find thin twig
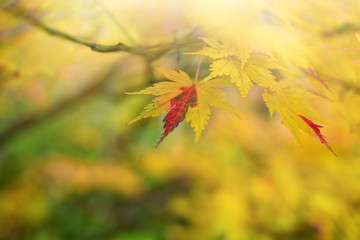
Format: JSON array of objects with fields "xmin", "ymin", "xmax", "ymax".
[
  {"xmin": 93, "ymin": 0, "xmax": 135, "ymax": 45},
  {"xmin": 194, "ymin": 42, "xmax": 206, "ymax": 83}
]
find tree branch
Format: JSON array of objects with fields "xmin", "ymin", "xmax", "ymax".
[
  {"xmin": 3, "ymin": 5, "xmax": 141, "ymax": 54},
  {"xmin": 2, "ymin": 3, "xmax": 200, "ymax": 57}
]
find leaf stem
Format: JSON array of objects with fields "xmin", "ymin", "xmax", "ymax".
[{"xmin": 194, "ymin": 42, "xmax": 206, "ymax": 83}]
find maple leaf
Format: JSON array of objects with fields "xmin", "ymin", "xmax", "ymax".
[
  {"xmin": 198, "ymin": 38, "xmax": 280, "ymax": 97},
  {"xmin": 262, "ymin": 80, "xmax": 321, "ymax": 141},
  {"xmin": 208, "ymin": 54, "xmax": 281, "ymax": 97},
  {"xmin": 263, "ymin": 80, "xmax": 335, "ymax": 155},
  {"xmin": 298, "ymin": 115, "xmax": 336, "ymax": 156},
  {"xmin": 156, "ymin": 86, "xmax": 197, "ymax": 147},
  {"xmin": 199, "ymin": 38, "xmax": 251, "ymax": 66},
  {"xmin": 186, "ymin": 78, "xmax": 241, "ymax": 142},
  {"xmin": 127, "ymin": 69, "xmax": 240, "ymax": 146},
  {"xmin": 126, "ymin": 69, "xmax": 192, "ymax": 125}
]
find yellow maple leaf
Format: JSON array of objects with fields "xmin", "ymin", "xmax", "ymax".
[
  {"xmin": 199, "ymin": 38, "xmax": 280, "ymax": 98},
  {"xmin": 127, "ymin": 69, "xmax": 240, "ymax": 145},
  {"xmin": 262, "ymin": 80, "xmax": 322, "ymax": 142},
  {"xmin": 356, "ymin": 32, "xmax": 360, "ymax": 42},
  {"xmin": 186, "ymin": 78, "xmax": 241, "ymax": 142},
  {"xmin": 126, "ymin": 69, "xmax": 192, "ymax": 125},
  {"xmin": 209, "ymin": 54, "xmax": 281, "ymax": 97},
  {"xmin": 200, "ymin": 38, "xmax": 251, "ymax": 67}
]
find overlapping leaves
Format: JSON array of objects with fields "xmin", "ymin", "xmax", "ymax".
[
  {"xmin": 198, "ymin": 38, "xmax": 335, "ymax": 154},
  {"xmin": 127, "ymin": 38, "xmax": 335, "ymax": 154},
  {"xmin": 199, "ymin": 37, "xmax": 281, "ymax": 97}
]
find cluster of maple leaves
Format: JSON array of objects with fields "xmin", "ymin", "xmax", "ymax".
[{"xmin": 127, "ymin": 37, "xmax": 336, "ymax": 155}]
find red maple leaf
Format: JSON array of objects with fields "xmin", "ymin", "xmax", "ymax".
[
  {"xmin": 156, "ymin": 86, "xmax": 197, "ymax": 147},
  {"xmin": 298, "ymin": 115, "xmax": 336, "ymax": 156}
]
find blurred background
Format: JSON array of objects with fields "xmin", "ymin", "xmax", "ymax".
[{"xmin": 1, "ymin": 0, "xmax": 360, "ymax": 239}]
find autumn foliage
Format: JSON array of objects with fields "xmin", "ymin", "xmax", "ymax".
[
  {"xmin": 2, "ymin": 0, "xmax": 360, "ymax": 240},
  {"xmin": 127, "ymin": 69, "xmax": 240, "ymax": 145},
  {"xmin": 128, "ymin": 40, "xmax": 335, "ymax": 154},
  {"xmin": 157, "ymin": 86, "xmax": 197, "ymax": 147}
]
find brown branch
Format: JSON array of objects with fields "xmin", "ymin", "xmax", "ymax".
[
  {"xmin": 2, "ymin": 3, "xmax": 200, "ymax": 58},
  {"xmin": 2, "ymin": 4, "xmax": 138, "ymax": 53}
]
